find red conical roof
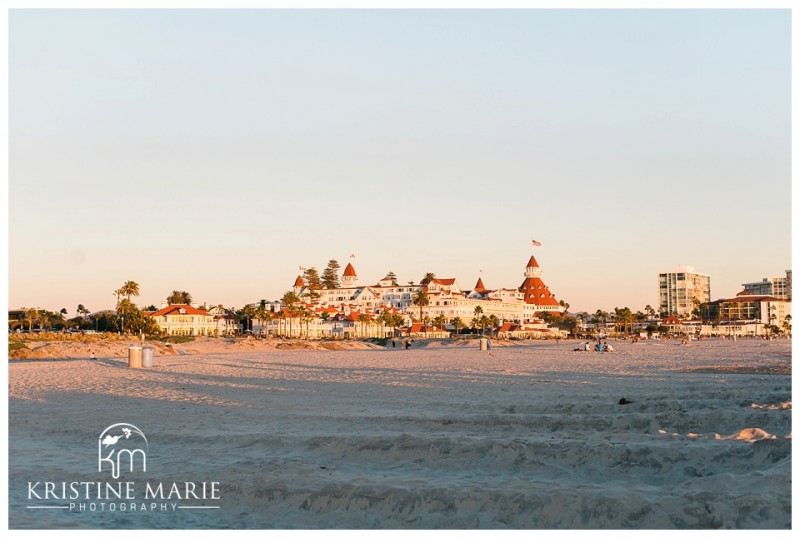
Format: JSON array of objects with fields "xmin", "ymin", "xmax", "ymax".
[
  {"xmin": 526, "ymin": 256, "xmax": 540, "ymax": 268},
  {"xmin": 343, "ymin": 263, "xmax": 357, "ymax": 277},
  {"xmin": 518, "ymin": 277, "xmax": 559, "ymax": 306},
  {"xmin": 474, "ymin": 277, "xmax": 487, "ymax": 292},
  {"xmin": 293, "ymin": 275, "xmax": 305, "ymax": 287}
]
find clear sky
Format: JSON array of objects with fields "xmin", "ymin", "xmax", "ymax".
[{"xmin": 7, "ymin": 8, "xmax": 792, "ymax": 315}]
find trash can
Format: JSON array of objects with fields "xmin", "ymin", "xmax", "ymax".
[
  {"xmin": 480, "ymin": 338, "xmax": 488, "ymax": 351},
  {"xmin": 128, "ymin": 346, "xmax": 142, "ymax": 368},
  {"xmin": 142, "ymin": 347, "xmax": 154, "ymax": 368}
]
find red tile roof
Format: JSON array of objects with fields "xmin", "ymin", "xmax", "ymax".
[
  {"xmin": 518, "ymin": 277, "xmax": 560, "ymax": 306},
  {"xmin": 431, "ymin": 278, "xmax": 456, "ymax": 286},
  {"xmin": 474, "ymin": 277, "xmax": 487, "ymax": 292},
  {"xmin": 343, "ymin": 263, "xmax": 357, "ymax": 277},
  {"xmin": 148, "ymin": 304, "xmax": 212, "ymax": 317},
  {"xmin": 526, "ymin": 256, "xmax": 540, "ymax": 268},
  {"xmin": 293, "ymin": 275, "xmax": 305, "ymax": 287}
]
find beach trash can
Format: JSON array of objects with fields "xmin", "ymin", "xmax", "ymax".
[
  {"xmin": 142, "ymin": 347, "xmax": 154, "ymax": 368},
  {"xmin": 128, "ymin": 346, "xmax": 143, "ymax": 368},
  {"xmin": 480, "ymin": 338, "xmax": 488, "ymax": 351}
]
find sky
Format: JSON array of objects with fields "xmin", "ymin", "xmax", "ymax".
[{"xmin": 7, "ymin": 7, "xmax": 793, "ymax": 315}]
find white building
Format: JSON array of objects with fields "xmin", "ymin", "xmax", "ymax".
[
  {"xmin": 290, "ymin": 255, "xmax": 565, "ymax": 326},
  {"xmin": 658, "ymin": 266, "xmax": 711, "ymax": 318},
  {"xmin": 742, "ymin": 270, "xmax": 792, "ymax": 300}
]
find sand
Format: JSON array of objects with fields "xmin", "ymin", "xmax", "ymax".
[{"xmin": 8, "ymin": 338, "xmax": 792, "ymax": 529}]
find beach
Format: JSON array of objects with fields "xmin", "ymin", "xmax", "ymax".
[{"xmin": 8, "ymin": 337, "xmax": 792, "ymax": 529}]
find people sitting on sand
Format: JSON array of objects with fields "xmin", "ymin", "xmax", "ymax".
[
  {"xmin": 604, "ymin": 341, "xmax": 614, "ymax": 352},
  {"xmin": 574, "ymin": 341, "xmax": 593, "ymax": 352},
  {"xmin": 595, "ymin": 341, "xmax": 604, "ymax": 352}
]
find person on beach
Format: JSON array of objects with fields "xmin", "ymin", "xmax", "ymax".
[
  {"xmin": 604, "ymin": 341, "xmax": 614, "ymax": 352},
  {"xmin": 595, "ymin": 341, "xmax": 604, "ymax": 352},
  {"xmin": 584, "ymin": 341, "xmax": 592, "ymax": 351}
]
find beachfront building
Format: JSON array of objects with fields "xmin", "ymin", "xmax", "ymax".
[
  {"xmin": 289, "ymin": 255, "xmax": 565, "ymax": 328},
  {"xmin": 742, "ymin": 270, "xmax": 792, "ymax": 300},
  {"xmin": 147, "ymin": 304, "xmax": 216, "ymax": 336},
  {"xmin": 700, "ymin": 292, "xmax": 791, "ymax": 328},
  {"xmin": 658, "ymin": 266, "xmax": 711, "ymax": 318},
  {"xmin": 207, "ymin": 305, "xmax": 238, "ymax": 336}
]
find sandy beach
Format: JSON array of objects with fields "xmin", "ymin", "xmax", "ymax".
[{"xmin": 8, "ymin": 337, "xmax": 791, "ymax": 529}]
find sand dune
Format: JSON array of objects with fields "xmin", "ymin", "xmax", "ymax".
[{"xmin": 8, "ymin": 338, "xmax": 791, "ymax": 529}]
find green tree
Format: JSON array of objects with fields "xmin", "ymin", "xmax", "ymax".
[
  {"xmin": 593, "ymin": 310, "xmax": 608, "ymax": 334},
  {"xmin": 472, "ymin": 306, "xmax": 484, "ymax": 334},
  {"xmin": 421, "ymin": 272, "xmax": 436, "ymax": 286},
  {"xmin": 281, "ymin": 291, "xmax": 301, "ymax": 338},
  {"xmin": 451, "ymin": 316, "xmax": 463, "ymax": 336},
  {"xmin": 303, "ymin": 267, "xmax": 323, "ymax": 302},
  {"xmin": 322, "ymin": 260, "xmax": 341, "ymax": 289},
  {"xmin": 256, "ymin": 301, "xmax": 272, "ymax": 337},
  {"xmin": 433, "ymin": 314, "xmax": 447, "ymax": 330},
  {"xmin": 167, "ymin": 290, "xmax": 193, "ymax": 305},
  {"xmin": 645, "ymin": 305, "xmax": 657, "ymax": 320},
  {"xmin": 358, "ymin": 313, "xmax": 370, "ymax": 338},
  {"xmin": 412, "ymin": 289, "xmax": 430, "ymax": 321},
  {"xmin": 119, "ymin": 280, "xmax": 140, "ymax": 301},
  {"xmin": 488, "ymin": 314, "xmax": 499, "ymax": 336}
]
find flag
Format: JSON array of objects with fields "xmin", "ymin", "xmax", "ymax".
[
  {"xmin": 299, "ymin": 265, "xmax": 306, "ymax": 272},
  {"xmin": 531, "ymin": 240, "xmax": 541, "ymax": 247},
  {"xmin": 350, "ymin": 253, "xmax": 356, "ymax": 258}
]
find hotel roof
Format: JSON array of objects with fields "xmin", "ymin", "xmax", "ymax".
[
  {"xmin": 343, "ymin": 263, "xmax": 357, "ymax": 277},
  {"xmin": 148, "ymin": 304, "xmax": 212, "ymax": 317}
]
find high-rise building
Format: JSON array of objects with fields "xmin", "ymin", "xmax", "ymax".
[
  {"xmin": 658, "ymin": 266, "xmax": 711, "ymax": 318},
  {"xmin": 742, "ymin": 270, "xmax": 792, "ymax": 300}
]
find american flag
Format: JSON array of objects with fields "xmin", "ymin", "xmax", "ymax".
[
  {"xmin": 299, "ymin": 265, "xmax": 306, "ymax": 272},
  {"xmin": 350, "ymin": 253, "xmax": 356, "ymax": 258},
  {"xmin": 531, "ymin": 240, "xmax": 542, "ymax": 247}
]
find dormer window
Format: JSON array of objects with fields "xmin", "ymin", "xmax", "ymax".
[{"xmin": 179, "ymin": 308, "xmax": 186, "ymax": 314}]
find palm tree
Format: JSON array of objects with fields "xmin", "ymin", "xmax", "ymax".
[
  {"xmin": 167, "ymin": 290, "xmax": 192, "ymax": 305},
  {"xmin": 488, "ymin": 314, "xmax": 499, "ymax": 336},
  {"xmin": 594, "ymin": 310, "xmax": 608, "ymax": 335},
  {"xmin": 479, "ymin": 315, "xmax": 490, "ymax": 336},
  {"xmin": 119, "ymin": 280, "xmax": 140, "ymax": 301},
  {"xmin": 433, "ymin": 314, "xmax": 446, "ymax": 331},
  {"xmin": 281, "ymin": 291, "xmax": 300, "ymax": 337},
  {"xmin": 782, "ymin": 314, "xmax": 792, "ymax": 336},
  {"xmin": 25, "ymin": 309, "xmax": 38, "ymax": 331},
  {"xmin": 299, "ymin": 307, "xmax": 314, "ymax": 339},
  {"xmin": 412, "ymin": 289, "xmax": 430, "ymax": 322},
  {"xmin": 421, "ymin": 272, "xmax": 436, "ymax": 286},
  {"xmin": 255, "ymin": 303, "xmax": 272, "ymax": 337},
  {"xmin": 452, "ymin": 316, "xmax": 463, "ymax": 336},
  {"xmin": 357, "ymin": 313, "xmax": 370, "ymax": 338}
]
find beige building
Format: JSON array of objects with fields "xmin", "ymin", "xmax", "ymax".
[
  {"xmin": 658, "ymin": 266, "xmax": 711, "ymax": 318},
  {"xmin": 147, "ymin": 304, "xmax": 216, "ymax": 336}
]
